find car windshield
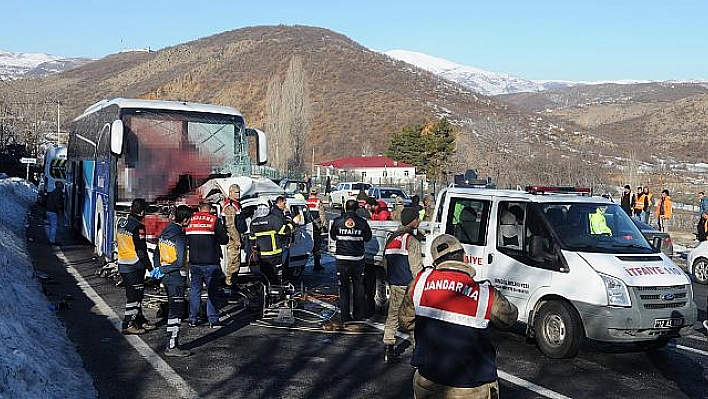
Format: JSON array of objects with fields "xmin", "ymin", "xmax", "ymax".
[
  {"xmin": 379, "ymin": 188, "xmax": 407, "ymax": 199},
  {"xmin": 538, "ymin": 202, "xmax": 654, "ymax": 254}
]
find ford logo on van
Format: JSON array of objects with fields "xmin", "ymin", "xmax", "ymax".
[{"xmin": 661, "ymin": 293, "xmax": 675, "ymax": 301}]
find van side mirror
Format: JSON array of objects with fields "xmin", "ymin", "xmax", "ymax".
[
  {"xmin": 652, "ymin": 236, "xmax": 662, "ymax": 252},
  {"xmin": 110, "ymin": 120, "xmax": 124, "ymax": 155}
]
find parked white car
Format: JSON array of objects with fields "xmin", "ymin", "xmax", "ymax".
[
  {"xmin": 685, "ymin": 241, "xmax": 708, "ymax": 285},
  {"xmin": 329, "ymin": 182, "xmax": 371, "ymax": 208}
]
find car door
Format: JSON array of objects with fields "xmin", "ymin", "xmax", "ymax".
[{"xmin": 490, "ymin": 200, "xmax": 553, "ymax": 320}]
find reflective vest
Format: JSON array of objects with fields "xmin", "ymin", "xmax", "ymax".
[
  {"xmin": 307, "ymin": 195, "xmax": 321, "ymax": 211},
  {"xmin": 117, "ymin": 215, "xmax": 145, "ymax": 265},
  {"xmin": 634, "ymin": 194, "xmax": 646, "ymax": 211},
  {"xmin": 384, "ymin": 232, "xmax": 414, "ymax": 286},
  {"xmin": 589, "ymin": 210, "xmax": 612, "ymax": 235},
  {"xmin": 410, "ymin": 267, "xmax": 498, "ymax": 387}
]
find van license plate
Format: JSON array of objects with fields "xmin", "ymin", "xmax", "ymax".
[{"xmin": 654, "ymin": 318, "xmax": 684, "ymax": 328}]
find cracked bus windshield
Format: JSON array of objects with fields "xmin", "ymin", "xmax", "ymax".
[{"xmin": 117, "ymin": 110, "xmax": 248, "ymax": 202}]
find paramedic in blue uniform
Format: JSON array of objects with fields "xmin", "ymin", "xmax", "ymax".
[
  {"xmin": 154, "ymin": 205, "xmax": 193, "ymax": 357},
  {"xmin": 116, "ymin": 198, "xmax": 156, "ymax": 334},
  {"xmin": 400, "ymin": 234, "xmax": 518, "ymax": 399}
]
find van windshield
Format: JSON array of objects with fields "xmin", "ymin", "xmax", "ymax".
[{"xmin": 538, "ymin": 202, "xmax": 654, "ymax": 254}]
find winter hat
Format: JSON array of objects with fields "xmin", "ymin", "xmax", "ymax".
[{"xmin": 401, "ymin": 208, "xmax": 418, "ymax": 226}]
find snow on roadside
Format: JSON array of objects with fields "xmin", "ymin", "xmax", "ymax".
[{"xmin": 0, "ymin": 177, "xmax": 96, "ymax": 399}]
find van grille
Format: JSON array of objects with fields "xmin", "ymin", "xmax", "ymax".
[{"xmin": 631, "ymin": 285, "xmax": 689, "ymax": 310}]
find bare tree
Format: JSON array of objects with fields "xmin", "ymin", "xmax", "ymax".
[{"xmin": 264, "ymin": 56, "xmax": 312, "ymax": 173}]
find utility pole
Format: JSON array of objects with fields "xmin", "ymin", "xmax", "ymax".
[{"xmin": 56, "ymin": 101, "xmax": 60, "ymax": 144}]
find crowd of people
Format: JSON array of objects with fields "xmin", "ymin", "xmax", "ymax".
[
  {"xmin": 328, "ymin": 193, "xmax": 517, "ymax": 397},
  {"xmin": 45, "ymin": 178, "xmax": 707, "ymax": 397}
]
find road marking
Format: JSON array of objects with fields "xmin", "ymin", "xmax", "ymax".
[
  {"xmin": 498, "ymin": 371, "xmax": 573, "ymax": 399},
  {"xmin": 675, "ymin": 344, "xmax": 708, "ymax": 357},
  {"xmin": 364, "ymin": 320, "xmax": 572, "ymax": 399},
  {"xmin": 683, "ymin": 334, "xmax": 707, "ymax": 342},
  {"xmin": 55, "ymin": 250, "xmax": 198, "ymax": 399}
]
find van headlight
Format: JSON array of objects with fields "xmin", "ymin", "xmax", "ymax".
[{"xmin": 599, "ymin": 273, "xmax": 631, "ymax": 307}]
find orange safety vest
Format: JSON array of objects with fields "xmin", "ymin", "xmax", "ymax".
[
  {"xmin": 655, "ymin": 197, "xmax": 673, "ymax": 219},
  {"xmin": 307, "ymin": 195, "xmax": 321, "ymax": 211},
  {"xmin": 634, "ymin": 193, "xmax": 646, "ymax": 211}
]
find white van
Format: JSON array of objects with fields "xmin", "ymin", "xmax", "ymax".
[
  {"xmin": 423, "ymin": 185, "xmax": 697, "ymax": 358},
  {"xmin": 38, "ymin": 144, "xmax": 67, "ymax": 200}
]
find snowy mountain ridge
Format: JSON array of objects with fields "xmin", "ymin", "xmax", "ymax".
[
  {"xmin": 383, "ymin": 49, "xmax": 656, "ymax": 95},
  {"xmin": 0, "ymin": 49, "xmax": 94, "ymax": 79}
]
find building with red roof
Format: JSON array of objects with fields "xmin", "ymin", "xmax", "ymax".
[{"xmin": 315, "ymin": 155, "xmax": 418, "ymax": 184}]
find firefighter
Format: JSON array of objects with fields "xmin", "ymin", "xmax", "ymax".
[
  {"xmin": 307, "ymin": 188, "xmax": 326, "ymax": 271},
  {"xmin": 116, "ymin": 198, "xmax": 156, "ymax": 335},
  {"xmin": 223, "ymin": 184, "xmax": 247, "ymax": 286},
  {"xmin": 249, "ymin": 197, "xmax": 293, "ymax": 284},
  {"xmin": 330, "ymin": 199, "xmax": 372, "ymax": 322},
  {"xmin": 399, "ymin": 234, "xmax": 518, "ymax": 399},
  {"xmin": 154, "ymin": 205, "xmax": 193, "ymax": 357}
]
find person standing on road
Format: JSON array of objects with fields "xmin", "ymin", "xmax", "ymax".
[
  {"xmin": 186, "ymin": 202, "xmax": 229, "ymax": 328},
  {"xmin": 330, "ymin": 199, "xmax": 372, "ymax": 323},
  {"xmin": 369, "ymin": 198, "xmax": 392, "ymax": 221},
  {"xmin": 633, "ymin": 186, "xmax": 644, "ymax": 220},
  {"xmin": 45, "ymin": 180, "xmax": 65, "ymax": 246},
  {"xmin": 620, "ymin": 185, "xmax": 633, "ymax": 216},
  {"xmin": 382, "ymin": 208, "xmax": 423, "ymax": 363},
  {"xmin": 390, "ymin": 196, "xmax": 405, "ymax": 222},
  {"xmin": 399, "ymin": 234, "xmax": 518, "ymax": 399},
  {"xmin": 249, "ymin": 198, "xmax": 293, "ymax": 284},
  {"xmin": 223, "ymin": 184, "xmax": 247, "ymax": 286},
  {"xmin": 117, "ymin": 198, "xmax": 157, "ymax": 335},
  {"xmin": 655, "ymin": 189, "xmax": 673, "ymax": 233},
  {"xmin": 411, "ymin": 195, "xmax": 424, "ymax": 221},
  {"xmin": 154, "ymin": 205, "xmax": 193, "ymax": 357},
  {"xmin": 696, "ymin": 192, "xmax": 708, "ymax": 238},
  {"xmin": 697, "ymin": 212, "xmax": 708, "ymax": 242},
  {"xmin": 641, "ymin": 186, "xmax": 653, "ymax": 224},
  {"xmin": 307, "ymin": 188, "xmax": 326, "ymax": 271}
]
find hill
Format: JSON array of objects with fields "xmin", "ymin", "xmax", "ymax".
[{"xmin": 0, "ymin": 25, "xmax": 687, "ymax": 188}]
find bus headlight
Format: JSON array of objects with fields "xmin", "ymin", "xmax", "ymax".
[{"xmin": 599, "ymin": 273, "xmax": 631, "ymax": 307}]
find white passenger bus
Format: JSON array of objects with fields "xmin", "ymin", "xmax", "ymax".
[{"xmin": 66, "ymin": 98, "xmax": 267, "ymax": 261}]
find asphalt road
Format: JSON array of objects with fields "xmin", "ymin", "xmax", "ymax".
[{"xmin": 27, "ymin": 206, "xmax": 708, "ymax": 399}]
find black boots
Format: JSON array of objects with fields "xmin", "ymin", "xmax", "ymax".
[{"xmin": 384, "ymin": 344, "xmax": 399, "ymax": 364}]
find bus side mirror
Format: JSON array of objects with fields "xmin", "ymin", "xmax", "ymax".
[
  {"xmin": 110, "ymin": 120, "xmax": 124, "ymax": 155},
  {"xmin": 246, "ymin": 128, "xmax": 268, "ymax": 165}
]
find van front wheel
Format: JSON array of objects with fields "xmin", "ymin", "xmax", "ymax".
[{"xmin": 533, "ymin": 300, "xmax": 582, "ymax": 359}]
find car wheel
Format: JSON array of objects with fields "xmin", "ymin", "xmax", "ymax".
[
  {"xmin": 692, "ymin": 257, "xmax": 708, "ymax": 285},
  {"xmin": 533, "ymin": 300, "xmax": 583, "ymax": 359}
]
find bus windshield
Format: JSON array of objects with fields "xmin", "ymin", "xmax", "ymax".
[
  {"xmin": 538, "ymin": 202, "xmax": 654, "ymax": 254},
  {"xmin": 117, "ymin": 109, "xmax": 247, "ymax": 202}
]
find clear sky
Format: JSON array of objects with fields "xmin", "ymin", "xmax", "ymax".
[{"xmin": 2, "ymin": 1, "xmax": 706, "ymax": 82}]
